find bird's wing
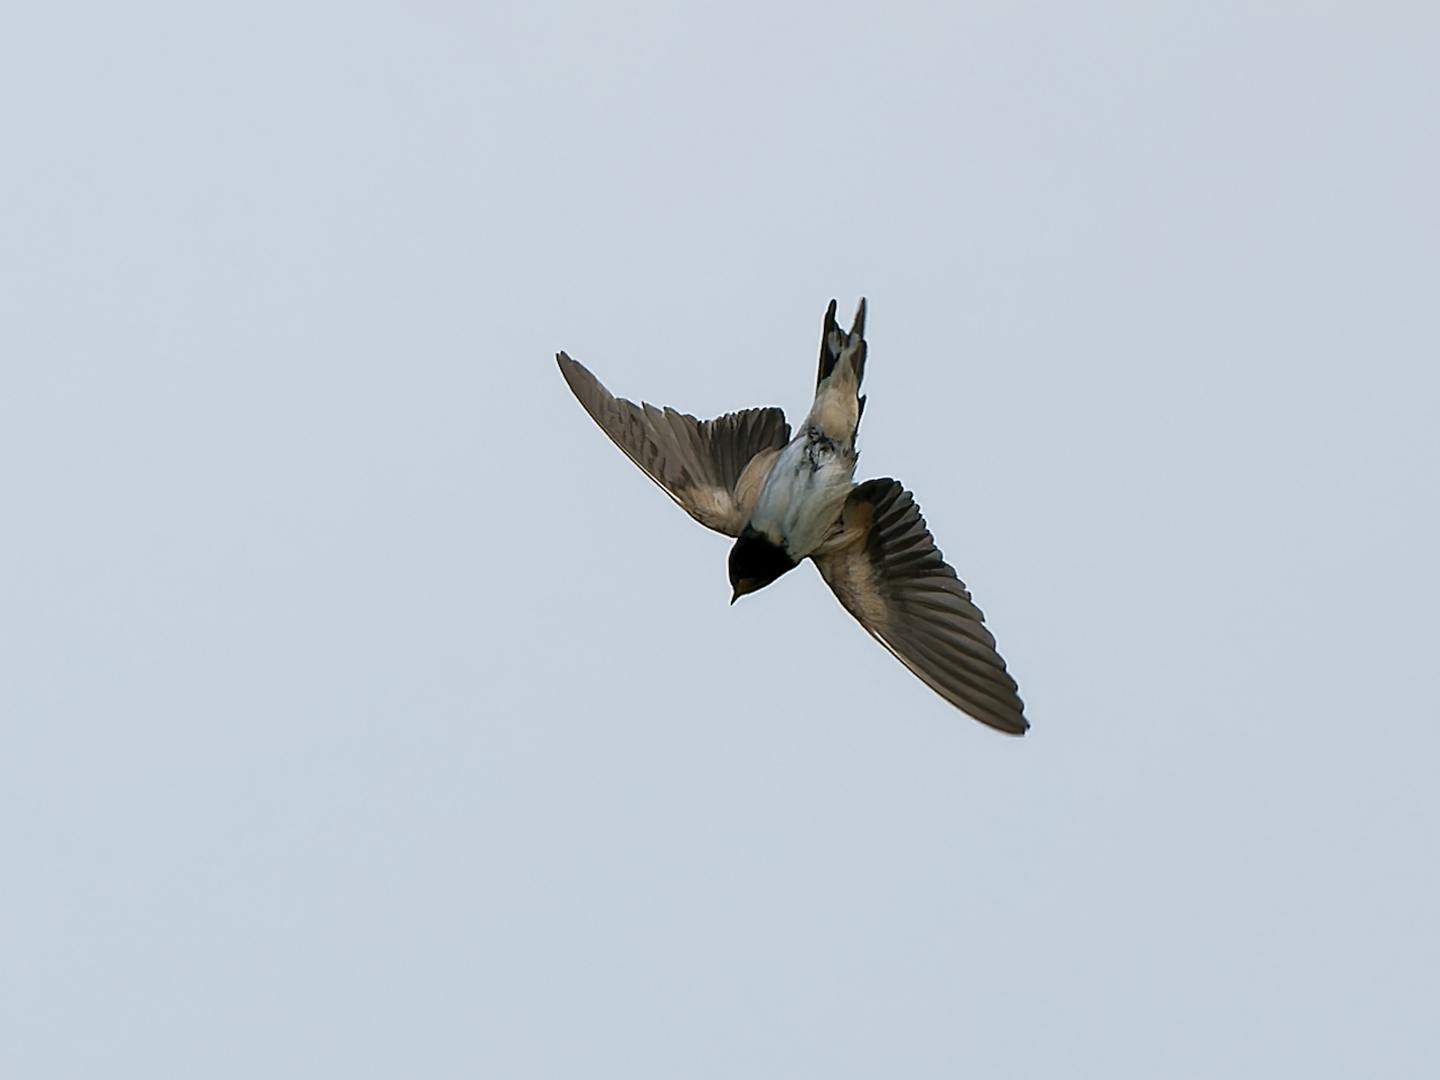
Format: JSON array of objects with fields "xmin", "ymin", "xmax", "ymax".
[
  {"xmin": 558, "ymin": 352, "xmax": 791, "ymax": 537},
  {"xmin": 812, "ymin": 478, "xmax": 1029, "ymax": 734}
]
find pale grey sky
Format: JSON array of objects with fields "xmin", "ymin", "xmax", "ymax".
[{"xmin": 2, "ymin": 2, "xmax": 1437, "ymax": 1076}]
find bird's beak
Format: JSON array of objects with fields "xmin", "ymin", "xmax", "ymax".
[{"xmin": 730, "ymin": 578, "xmax": 757, "ymax": 604}]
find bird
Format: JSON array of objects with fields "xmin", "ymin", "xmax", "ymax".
[{"xmin": 556, "ymin": 299, "xmax": 1028, "ymax": 735}]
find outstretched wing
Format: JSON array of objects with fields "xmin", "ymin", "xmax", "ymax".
[
  {"xmin": 813, "ymin": 478, "xmax": 1029, "ymax": 734},
  {"xmin": 558, "ymin": 352, "xmax": 791, "ymax": 537}
]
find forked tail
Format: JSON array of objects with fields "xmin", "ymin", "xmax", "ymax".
[
  {"xmin": 815, "ymin": 298, "xmax": 868, "ymax": 389},
  {"xmin": 806, "ymin": 296, "xmax": 869, "ymax": 440}
]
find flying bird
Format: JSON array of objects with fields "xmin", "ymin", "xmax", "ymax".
[{"xmin": 557, "ymin": 299, "xmax": 1028, "ymax": 734}]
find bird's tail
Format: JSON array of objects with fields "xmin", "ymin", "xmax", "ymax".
[
  {"xmin": 814, "ymin": 298, "xmax": 867, "ymax": 420},
  {"xmin": 812, "ymin": 302, "xmax": 864, "ymax": 434}
]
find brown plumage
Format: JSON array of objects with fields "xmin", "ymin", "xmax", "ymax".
[
  {"xmin": 813, "ymin": 480, "xmax": 1027, "ymax": 734},
  {"xmin": 557, "ymin": 353, "xmax": 789, "ymax": 536},
  {"xmin": 557, "ymin": 301, "xmax": 1029, "ymax": 735}
]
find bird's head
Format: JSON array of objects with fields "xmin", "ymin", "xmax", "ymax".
[{"xmin": 728, "ymin": 527, "xmax": 798, "ymax": 604}]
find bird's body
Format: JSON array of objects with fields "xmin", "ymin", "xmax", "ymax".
[
  {"xmin": 748, "ymin": 418, "xmax": 856, "ymax": 560},
  {"xmin": 558, "ymin": 299, "xmax": 1029, "ymax": 734}
]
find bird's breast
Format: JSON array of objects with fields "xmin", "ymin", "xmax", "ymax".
[{"xmin": 748, "ymin": 428, "xmax": 856, "ymax": 559}]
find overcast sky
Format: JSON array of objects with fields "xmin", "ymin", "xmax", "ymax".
[{"xmin": 3, "ymin": 2, "xmax": 1438, "ymax": 1077}]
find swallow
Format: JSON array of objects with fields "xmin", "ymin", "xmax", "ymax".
[{"xmin": 557, "ymin": 299, "xmax": 1028, "ymax": 734}]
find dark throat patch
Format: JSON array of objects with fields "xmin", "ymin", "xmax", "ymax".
[{"xmin": 728, "ymin": 526, "xmax": 799, "ymax": 594}]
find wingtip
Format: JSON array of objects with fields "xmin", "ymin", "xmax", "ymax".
[
  {"xmin": 851, "ymin": 297, "xmax": 867, "ymax": 337},
  {"xmin": 556, "ymin": 351, "xmax": 609, "ymax": 408},
  {"xmin": 995, "ymin": 704, "xmax": 1031, "ymax": 735},
  {"xmin": 556, "ymin": 350, "xmax": 581, "ymax": 385},
  {"xmin": 557, "ymin": 350, "xmax": 583, "ymax": 377}
]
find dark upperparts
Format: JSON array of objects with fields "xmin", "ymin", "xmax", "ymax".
[{"xmin": 728, "ymin": 526, "xmax": 799, "ymax": 602}]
